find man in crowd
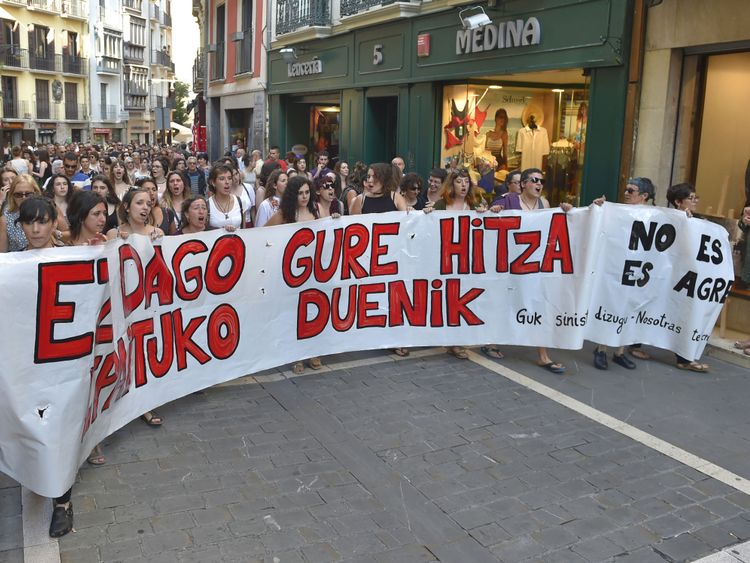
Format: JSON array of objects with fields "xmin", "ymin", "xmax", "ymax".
[
  {"xmin": 62, "ymin": 152, "xmax": 91, "ymax": 190},
  {"xmin": 311, "ymin": 151, "xmax": 330, "ymax": 179},
  {"xmin": 185, "ymin": 156, "xmax": 207, "ymax": 195}
]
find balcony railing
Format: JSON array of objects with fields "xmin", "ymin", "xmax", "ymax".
[
  {"xmin": 61, "ymin": 0, "xmax": 87, "ymax": 18},
  {"xmin": 149, "ymin": 3, "xmax": 158, "ymax": 19},
  {"xmin": 162, "ymin": 12, "xmax": 172, "ymax": 27},
  {"xmin": 100, "ymin": 104, "xmax": 118, "ymax": 121},
  {"xmin": 28, "ymin": 0, "xmax": 59, "ymax": 13},
  {"xmin": 234, "ymin": 31, "xmax": 252, "ymax": 75},
  {"xmin": 34, "ymin": 101, "xmax": 61, "ymax": 120},
  {"xmin": 192, "ymin": 50, "xmax": 204, "ymax": 92},
  {"xmin": 124, "ymin": 80, "xmax": 148, "ymax": 96},
  {"xmin": 209, "ymin": 44, "xmax": 224, "ymax": 81},
  {"xmin": 0, "ymin": 99, "xmax": 30, "ymax": 119},
  {"xmin": 275, "ymin": 0, "xmax": 330, "ymax": 35},
  {"xmin": 61, "ymin": 54, "xmax": 87, "ymax": 74},
  {"xmin": 29, "ymin": 53, "xmax": 56, "ymax": 72},
  {"xmin": 64, "ymin": 102, "xmax": 88, "ymax": 120},
  {"xmin": 340, "ymin": 0, "xmax": 395, "ymax": 16},
  {"xmin": 122, "ymin": 0, "xmax": 142, "ymax": 11},
  {"xmin": 151, "ymin": 49, "xmax": 175, "ymax": 71},
  {"xmin": 124, "ymin": 42, "xmax": 145, "ymax": 64},
  {"xmin": 0, "ymin": 46, "xmax": 28, "ymax": 69},
  {"xmin": 125, "ymin": 94, "xmax": 147, "ymax": 110},
  {"xmin": 96, "ymin": 55, "xmax": 122, "ymax": 73}
]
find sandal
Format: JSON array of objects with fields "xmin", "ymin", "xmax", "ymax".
[
  {"xmin": 308, "ymin": 357, "xmax": 323, "ymax": 370},
  {"xmin": 676, "ymin": 361, "xmax": 709, "ymax": 373},
  {"xmin": 86, "ymin": 445, "xmax": 106, "ymax": 466},
  {"xmin": 140, "ymin": 411, "xmax": 163, "ymax": 426},
  {"xmin": 447, "ymin": 346, "xmax": 469, "ymax": 360},
  {"xmin": 292, "ymin": 362, "xmax": 305, "ymax": 375},
  {"xmin": 629, "ymin": 347, "xmax": 650, "ymax": 360},
  {"xmin": 734, "ymin": 340, "xmax": 750, "ymax": 350},
  {"xmin": 49, "ymin": 502, "xmax": 73, "ymax": 538},
  {"xmin": 539, "ymin": 361, "xmax": 566, "ymax": 374},
  {"xmin": 393, "ymin": 348, "xmax": 410, "ymax": 357},
  {"xmin": 480, "ymin": 346, "xmax": 504, "ymax": 360}
]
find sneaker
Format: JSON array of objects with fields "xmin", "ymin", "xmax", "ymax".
[
  {"xmin": 49, "ymin": 502, "xmax": 73, "ymax": 538},
  {"xmin": 593, "ymin": 349, "xmax": 608, "ymax": 370},
  {"xmin": 612, "ymin": 354, "xmax": 636, "ymax": 369}
]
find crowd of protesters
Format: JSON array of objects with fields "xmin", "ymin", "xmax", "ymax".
[{"xmin": 1, "ymin": 139, "xmax": 736, "ymax": 538}]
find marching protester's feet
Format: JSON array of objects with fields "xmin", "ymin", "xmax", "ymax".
[
  {"xmin": 676, "ymin": 361, "xmax": 710, "ymax": 373},
  {"xmin": 308, "ymin": 357, "xmax": 323, "ymax": 370},
  {"xmin": 734, "ymin": 339, "xmax": 750, "ymax": 355},
  {"xmin": 393, "ymin": 347, "xmax": 410, "ymax": 357},
  {"xmin": 447, "ymin": 346, "xmax": 469, "ymax": 360},
  {"xmin": 612, "ymin": 353, "xmax": 637, "ymax": 369},
  {"xmin": 538, "ymin": 347, "xmax": 566, "ymax": 374},
  {"xmin": 49, "ymin": 502, "xmax": 73, "ymax": 538},
  {"xmin": 140, "ymin": 411, "xmax": 163, "ymax": 427},
  {"xmin": 628, "ymin": 345, "xmax": 650, "ymax": 360},
  {"xmin": 593, "ymin": 348, "xmax": 609, "ymax": 370},
  {"xmin": 480, "ymin": 346, "xmax": 504, "ymax": 360},
  {"xmin": 86, "ymin": 444, "xmax": 105, "ymax": 466}
]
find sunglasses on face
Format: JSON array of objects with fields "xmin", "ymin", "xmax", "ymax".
[
  {"xmin": 526, "ymin": 177, "xmax": 545, "ymax": 185},
  {"xmin": 13, "ymin": 191, "xmax": 34, "ymax": 199},
  {"xmin": 624, "ymin": 187, "xmax": 640, "ymax": 195}
]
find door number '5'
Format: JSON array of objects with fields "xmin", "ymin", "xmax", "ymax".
[{"xmin": 373, "ymin": 44, "xmax": 383, "ymax": 65}]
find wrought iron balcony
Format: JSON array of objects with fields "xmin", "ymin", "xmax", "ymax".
[
  {"xmin": 209, "ymin": 43, "xmax": 224, "ymax": 81},
  {"xmin": 122, "ymin": 0, "xmax": 142, "ymax": 11},
  {"xmin": 29, "ymin": 53, "xmax": 56, "ymax": 72},
  {"xmin": 151, "ymin": 49, "xmax": 175, "ymax": 71},
  {"xmin": 61, "ymin": 54, "xmax": 87, "ymax": 74},
  {"xmin": 100, "ymin": 104, "xmax": 118, "ymax": 121},
  {"xmin": 234, "ymin": 31, "xmax": 252, "ymax": 75},
  {"xmin": 64, "ymin": 102, "xmax": 88, "ymax": 121},
  {"xmin": 192, "ymin": 50, "xmax": 205, "ymax": 92},
  {"xmin": 275, "ymin": 0, "xmax": 330, "ymax": 35},
  {"xmin": 125, "ymin": 94, "xmax": 147, "ymax": 110},
  {"xmin": 340, "ymin": 0, "xmax": 396, "ymax": 16},
  {"xmin": 28, "ymin": 0, "xmax": 60, "ymax": 13},
  {"xmin": 34, "ymin": 101, "xmax": 61, "ymax": 121},
  {"xmin": 97, "ymin": 55, "xmax": 122, "ymax": 74},
  {"xmin": 124, "ymin": 80, "xmax": 148, "ymax": 96},
  {"xmin": 61, "ymin": 0, "xmax": 87, "ymax": 18},
  {"xmin": 0, "ymin": 99, "xmax": 30, "ymax": 120},
  {"xmin": 0, "ymin": 46, "xmax": 28, "ymax": 69},
  {"xmin": 162, "ymin": 12, "xmax": 172, "ymax": 27},
  {"xmin": 124, "ymin": 41, "xmax": 145, "ymax": 64}
]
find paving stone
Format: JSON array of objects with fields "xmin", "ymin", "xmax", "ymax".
[
  {"xmin": 98, "ymin": 538, "xmax": 143, "ymax": 561},
  {"xmin": 643, "ymin": 514, "xmax": 692, "ymax": 539},
  {"xmin": 570, "ymin": 536, "xmax": 625, "ymax": 561},
  {"xmin": 489, "ymin": 535, "xmax": 544, "ymax": 561},
  {"xmin": 691, "ymin": 524, "xmax": 741, "ymax": 550},
  {"xmin": 653, "ymin": 532, "xmax": 714, "ymax": 562},
  {"xmin": 58, "ymin": 547, "xmax": 99, "ymax": 563},
  {"xmin": 301, "ymin": 542, "xmax": 343, "ymax": 562},
  {"xmin": 140, "ymin": 530, "xmax": 192, "ymax": 554},
  {"xmin": 612, "ymin": 546, "xmax": 671, "ymax": 563},
  {"xmin": 717, "ymin": 515, "xmax": 750, "ymax": 540}
]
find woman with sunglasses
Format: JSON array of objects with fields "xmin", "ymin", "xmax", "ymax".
[
  {"xmin": 487, "ymin": 168, "xmax": 568, "ymax": 373},
  {"xmin": 400, "ymin": 173, "xmax": 427, "ymax": 210},
  {"xmin": 313, "ymin": 175, "xmax": 342, "ymax": 219},
  {"xmin": 0, "ymin": 174, "xmax": 43, "ymax": 252}
]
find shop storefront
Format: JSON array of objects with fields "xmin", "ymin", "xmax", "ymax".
[{"xmin": 268, "ymin": 0, "xmax": 633, "ymax": 204}]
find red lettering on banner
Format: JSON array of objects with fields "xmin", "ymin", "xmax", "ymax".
[
  {"xmin": 370, "ymin": 223, "xmax": 399, "ymax": 277},
  {"xmin": 471, "ymin": 218, "xmax": 486, "ymax": 274},
  {"xmin": 342, "ymin": 224, "xmax": 369, "ymax": 280},
  {"xmin": 130, "ymin": 318, "xmax": 154, "ymax": 388},
  {"xmin": 172, "ymin": 239, "xmax": 208, "ymax": 300},
  {"xmin": 331, "ymin": 285, "xmax": 357, "ymax": 332},
  {"xmin": 283, "ymin": 228, "xmax": 315, "ymax": 287},
  {"xmin": 297, "ymin": 289, "xmax": 329, "ymax": 339},
  {"xmin": 205, "ymin": 236, "xmax": 245, "ymax": 295},
  {"xmin": 147, "ymin": 312, "xmax": 174, "ymax": 378},
  {"xmin": 144, "ymin": 246, "xmax": 174, "ymax": 308},
  {"xmin": 445, "ymin": 279, "xmax": 484, "ymax": 326},
  {"xmin": 388, "ymin": 280, "xmax": 428, "ymax": 327},
  {"xmin": 541, "ymin": 213, "xmax": 574, "ymax": 273},
  {"xmin": 207, "ymin": 304, "xmax": 240, "ymax": 359},
  {"xmin": 35, "ymin": 261, "xmax": 95, "ymax": 363},
  {"xmin": 430, "ymin": 280, "xmax": 444, "ymax": 326},
  {"xmin": 356, "ymin": 283, "xmax": 387, "ymax": 329},
  {"xmin": 484, "ymin": 216, "xmax": 522, "ymax": 272},
  {"xmin": 119, "ymin": 245, "xmax": 144, "ymax": 317},
  {"xmin": 315, "ymin": 229, "xmax": 343, "ymax": 282},
  {"xmin": 511, "ymin": 231, "xmax": 542, "ymax": 274},
  {"xmin": 440, "ymin": 216, "xmax": 470, "ymax": 274},
  {"xmin": 172, "ymin": 309, "xmax": 211, "ymax": 370}
]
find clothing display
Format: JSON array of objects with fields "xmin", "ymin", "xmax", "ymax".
[
  {"xmin": 516, "ymin": 125, "xmax": 550, "ymax": 170},
  {"xmin": 485, "ymin": 134, "xmax": 506, "ymax": 168}
]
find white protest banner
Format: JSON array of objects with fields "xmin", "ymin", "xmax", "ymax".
[{"xmin": 0, "ymin": 204, "xmax": 734, "ymax": 497}]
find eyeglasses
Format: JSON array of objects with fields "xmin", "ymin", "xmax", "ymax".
[
  {"xmin": 13, "ymin": 191, "xmax": 34, "ymax": 199},
  {"xmin": 526, "ymin": 177, "xmax": 546, "ymax": 185},
  {"xmin": 63, "ymin": 163, "xmax": 78, "ymax": 170},
  {"xmin": 624, "ymin": 187, "xmax": 639, "ymax": 194}
]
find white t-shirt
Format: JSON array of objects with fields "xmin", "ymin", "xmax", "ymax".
[
  {"xmin": 208, "ymin": 196, "xmax": 243, "ymax": 229},
  {"xmin": 254, "ymin": 196, "xmax": 280, "ymax": 228},
  {"xmin": 516, "ymin": 126, "xmax": 550, "ymax": 171}
]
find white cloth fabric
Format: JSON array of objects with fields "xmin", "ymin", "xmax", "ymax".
[
  {"xmin": 516, "ymin": 126, "xmax": 550, "ymax": 170},
  {"xmin": 254, "ymin": 196, "xmax": 280, "ymax": 228},
  {"xmin": 208, "ymin": 195, "xmax": 243, "ymax": 229}
]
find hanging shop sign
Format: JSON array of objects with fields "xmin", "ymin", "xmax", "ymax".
[
  {"xmin": 0, "ymin": 122, "xmax": 24, "ymax": 129},
  {"xmin": 38, "ymin": 129, "xmax": 56, "ymax": 135},
  {"xmin": 93, "ymin": 128, "xmax": 111, "ymax": 135},
  {"xmin": 456, "ymin": 17, "xmax": 541, "ymax": 55},
  {"xmin": 287, "ymin": 58, "xmax": 323, "ymax": 78}
]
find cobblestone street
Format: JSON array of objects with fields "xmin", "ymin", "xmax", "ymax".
[{"xmin": 2, "ymin": 346, "xmax": 744, "ymax": 562}]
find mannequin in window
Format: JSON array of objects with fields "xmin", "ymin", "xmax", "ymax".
[{"xmin": 484, "ymin": 108, "xmax": 508, "ymax": 170}]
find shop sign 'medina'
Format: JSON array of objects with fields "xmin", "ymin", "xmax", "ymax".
[{"xmin": 456, "ymin": 17, "xmax": 541, "ymax": 55}]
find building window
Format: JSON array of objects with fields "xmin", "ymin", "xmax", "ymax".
[
  {"xmin": 211, "ymin": 4, "xmax": 225, "ymax": 80},
  {"xmin": 100, "ymin": 83, "xmax": 108, "ymax": 119},
  {"xmin": 36, "ymin": 80, "xmax": 50, "ymax": 119},
  {"xmin": 29, "ymin": 25, "xmax": 55, "ymax": 71},
  {"xmin": 64, "ymin": 82, "xmax": 78, "ymax": 120},
  {"xmin": 235, "ymin": 0, "xmax": 252, "ymax": 74},
  {"xmin": 2, "ymin": 76, "xmax": 17, "ymax": 118}
]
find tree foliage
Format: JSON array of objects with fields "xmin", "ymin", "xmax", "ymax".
[{"xmin": 172, "ymin": 81, "xmax": 191, "ymax": 126}]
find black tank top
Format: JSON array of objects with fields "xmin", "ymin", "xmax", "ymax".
[{"xmin": 361, "ymin": 193, "xmax": 397, "ymax": 214}]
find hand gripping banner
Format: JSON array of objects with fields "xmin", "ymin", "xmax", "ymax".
[{"xmin": 0, "ymin": 204, "xmax": 734, "ymax": 496}]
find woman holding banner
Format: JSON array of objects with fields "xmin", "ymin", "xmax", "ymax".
[
  {"xmin": 15, "ymin": 196, "xmax": 74, "ymax": 536},
  {"xmin": 207, "ymin": 164, "xmax": 246, "ymax": 231},
  {"xmin": 265, "ymin": 175, "xmax": 324, "ymax": 374}
]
